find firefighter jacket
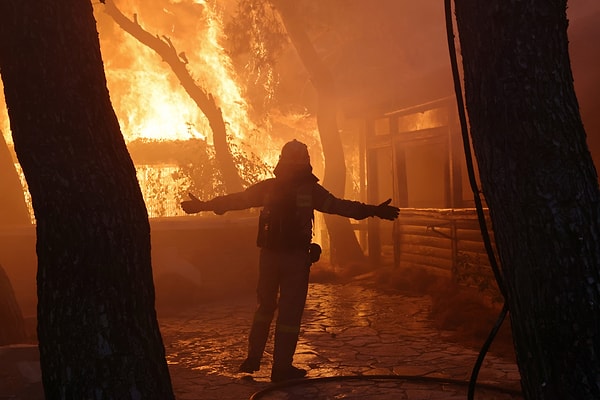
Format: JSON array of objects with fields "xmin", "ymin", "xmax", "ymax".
[{"xmin": 202, "ymin": 173, "xmax": 379, "ymax": 251}]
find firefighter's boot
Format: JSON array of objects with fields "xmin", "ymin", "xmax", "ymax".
[
  {"xmin": 270, "ymin": 328, "xmax": 307, "ymax": 382},
  {"xmin": 239, "ymin": 315, "xmax": 271, "ymax": 373}
]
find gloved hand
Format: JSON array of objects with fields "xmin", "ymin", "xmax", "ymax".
[
  {"xmin": 181, "ymin": 193, "xmax": 207, "ymax": 214},
  {"xmin": 375, "ymin": 198, "xmax": 400, "ymax": 220}
]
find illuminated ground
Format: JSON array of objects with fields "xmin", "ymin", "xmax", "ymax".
[
  {"xmin": 161, "ymin": 281, "xmax": 521, "ymax": 400},
  {"xmin": 0, "ymin": 271, "xmax": 521, "ymax": 399}
]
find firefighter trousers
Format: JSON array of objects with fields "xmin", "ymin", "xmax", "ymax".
[{"xmin": 245, "ymin": 247, "xmax": 311, "ymax": 370}]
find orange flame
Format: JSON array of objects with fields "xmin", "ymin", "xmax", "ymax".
[
  {"xmin": 97, "ymin": 0, "xmax": 249, "ymax": 144},
  {"xmin": 1, "ymin": 0, "xmax": 323, "ymax": 219}
]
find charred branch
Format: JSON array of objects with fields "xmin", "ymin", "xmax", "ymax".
[{"xmin": 103, "ymin": 0, "xmax": 243, "ymax": 193}]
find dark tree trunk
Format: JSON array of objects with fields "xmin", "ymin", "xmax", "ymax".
[
  {"xmin": 271, "ymin": 0, "xmax": 366, "ymax": 265},
  {"xmin": 104, "ymin": 0, "xmax": 244, "ymax": 194},
  {"xmin": 454, "ymin": 1, "xmax": 600, "ymax": 398},
  {"xmin": 0, "ymin": 263, "xmax": 27, "ymax": 345},
  {"xmin": 0, "ymin": 1, "xmax": 174, "ymax": 398}
]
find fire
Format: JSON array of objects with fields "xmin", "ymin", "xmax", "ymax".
[
  {"xmin": 196, "ymin": 2, "xmax": 252, "ymax": 142},
  {"xmin": 109, "ymin": 65, "xmax": 208, "ymax": 142},
  {"xmin": 0, "ymin": 81, "xmax": 10, "ymax": 146},
  {"xmin": 96, "ymin": 0, "xmax": 254, "ymax": 145},
  {"xmin": 1, "ymin": 0, "xmax": 323, "ymax": 219}
]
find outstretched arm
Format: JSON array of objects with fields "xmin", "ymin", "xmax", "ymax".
[
  {"xmin": 371, "ymin": 198, "xmax": 400, "ymax": 220},
  {"xmin": 315, "ymin": 185, "xmax": 399, "ymax": 220},
  {"xmin": 180, "ymin": 180, "xmax": 270, "ymax": 215},
  {"xmin": 181, "ymin": 193, "xmax": 224, "ymax": 215}
]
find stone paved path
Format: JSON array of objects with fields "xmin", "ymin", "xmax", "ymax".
[
  {"xmin": 0, "ymin": 280, "xmax": 522, "ymax": 399},
  {"xmin": 161, "ymin": 282, "xmax": 522, "ymax": 400}
]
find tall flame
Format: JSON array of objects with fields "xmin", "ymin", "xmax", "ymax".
[
  {"xmin": 97, "ymin": 0, "xmax": 254, "ymax": 145},
  {"xmin": 1, "ymin": 0, "xmax": 323, "ymax": 219}
]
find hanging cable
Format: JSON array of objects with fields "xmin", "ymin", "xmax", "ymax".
[
  {"xmin": 443, "ymin": 0, "xmax": 506, "ymax": 297},
  {"xmin": 443, "ymin": 1, "xmax": 512, "ymax": 399}
]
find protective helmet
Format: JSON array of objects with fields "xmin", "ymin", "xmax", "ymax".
[
  {"xmin": 279, "ymin": 139, "xmax": 310, "ymax": 165},
  {"xmin": 273, "ymin": 139, "xmax": 313, "ymax": 178}
]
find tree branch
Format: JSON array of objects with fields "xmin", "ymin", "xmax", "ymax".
[{"xmin": 103, "ymin": 0, "xmax": 243, "ymax": 192}]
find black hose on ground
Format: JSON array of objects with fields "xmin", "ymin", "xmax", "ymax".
[{"xmin": 249, "ymin": 374, "xmax": 522, "ymax": 399}]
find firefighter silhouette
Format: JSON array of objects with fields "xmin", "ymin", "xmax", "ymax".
[{"xmin": 181, "ymin": 139, "xmax": 399, "ymax": 382}]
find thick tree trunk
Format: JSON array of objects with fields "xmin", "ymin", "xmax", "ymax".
[
  {"xmin": 0, "ymin": 1, "xmax": 174, "ymax": 398},
  {"xmin": 454, "ymin": 1, "xmax": 600, "ymax": 398},
  {"xmin": 271, "ymin": 0, "xmax": 366, "ymax": 264},
  {"xmin": 104, "ymin": 0, "xmax": 244, "ymax": 194}
]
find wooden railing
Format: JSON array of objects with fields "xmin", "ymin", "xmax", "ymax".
[{"xmin": 395, "ymin": 208, "xmax": 502, "ymax": 300}]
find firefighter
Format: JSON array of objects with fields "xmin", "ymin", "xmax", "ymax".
[{"xmin": 181, "ymin": 139, "xmax": 399, "ymax": 382}]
